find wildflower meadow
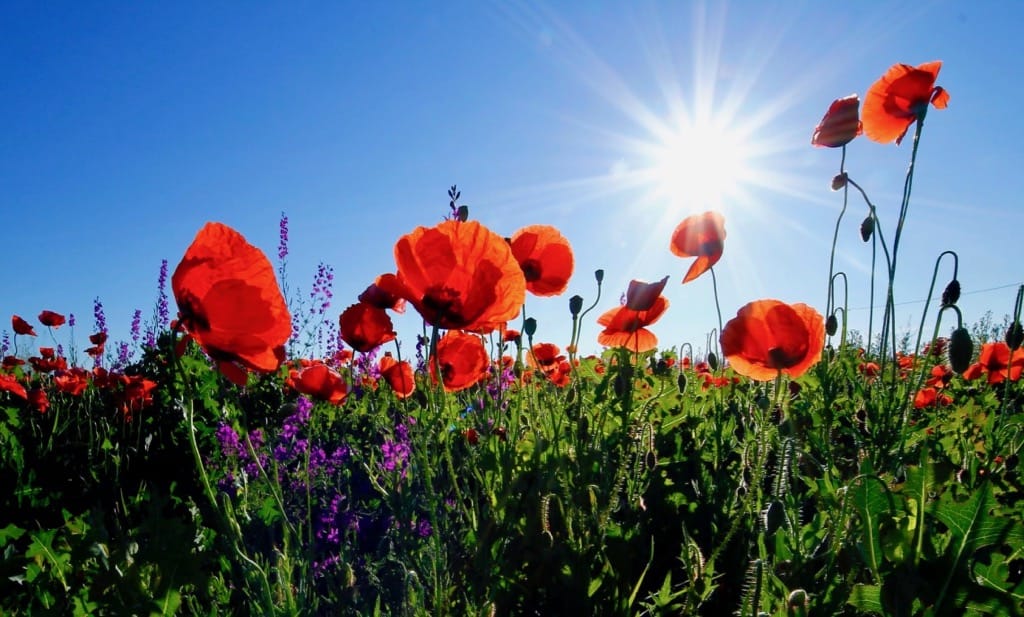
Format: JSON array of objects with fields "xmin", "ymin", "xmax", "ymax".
[{"xmin": 3, "ymin": 60, "xmax": 1024, "ymax": 617}]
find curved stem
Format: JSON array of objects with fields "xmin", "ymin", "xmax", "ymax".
[
  {"xmin": 913, "ymin": 251, "xmax": 959, "ymax": 356},
  {"xmin": 826, "ymin": 147, "xmax": 849, "ymax": 318}
]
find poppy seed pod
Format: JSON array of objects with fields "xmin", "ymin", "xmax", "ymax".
[
  {"xmin": 456, "ymin": 205, "xmax": 469, "ymax": 222},
  {"xmin": 825, "ymin": 314, "xmax": 838, "ymax": 337},
  {"xmin": 1006, "ymin": 321, "xmax": 1023, "ymax": 351},
  {"xmin": 707, "ymin": 352, "xmax": 719, "ymax": 371},
  {"xmin": 830, "ymin": 173, "xmax": 848, "ymax": 191},
  {"xmin": 860, "ymin": 215, "xmax": 875, "ymax": 242},
  {"xmin": 948, "ymin": 327, "xmax": 974, "ymax": 374},
  {"xmin": 569, "ymin": 295, "xmax": 584, "ymax": 316},
  {"xmin": 941, "ymin": 279, "xmax": 961, "ymax": 306}
]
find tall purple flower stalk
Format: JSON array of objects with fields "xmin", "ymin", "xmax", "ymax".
[
  {"xmin": 278, "ymin": 212, "xmax": 289, "ymax": 262},
  {"xmin": 147, "ymin": 260, "xmax": 170, "ymax": 347},
  {"xmin": 93, "ymin": 298, "xmax": 108, "ymax": 368},
  {"xmin": 1, "ymin": 331, "xmax": 10, "ymax": 357}
]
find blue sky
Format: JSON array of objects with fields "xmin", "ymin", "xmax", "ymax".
[{"xmin": 3, "ymin": 1, "xmax": 1022, "ymax": 362}]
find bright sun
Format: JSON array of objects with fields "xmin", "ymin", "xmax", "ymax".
[{"xmin": 646, "ymin": 118, "xmax": 753, "ymax": 211}]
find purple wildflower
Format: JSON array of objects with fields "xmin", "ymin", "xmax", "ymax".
[
  {"xmin": 415, "ymin": 519, "xmax": 433, "ymax": 538},
  {"xmin": 1, "ymin": 331, "xmax": 9, "ymax": 357},
  {"xmin": 68, "ymin": 313, "xmax": 75, "ymax": 328},
  {"xmin": 278, "ymin": 212, "xmax": 289, "ymax": 262},
  {"xmin": 216, "ymin": 423, "xmax": 242, "ymax": 458}
]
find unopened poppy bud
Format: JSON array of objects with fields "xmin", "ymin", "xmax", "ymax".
[
  {"xmin": 707, "ymin": 352, "xmax": 719, "ymax": 371},
  {"xmin": 941, "ymin": 279, "xmax": 961, "ymax": 306},
  {"xmin": 569, "ymin": 295, "xmax": 584, "ymax": 316},
  {"xmin": 788, "ymin": 589, "xmax": 808, "ymax": 608},
  {"xmin": 830, "ymin": 172, "xmax": 848, "ymax": 191},
  {"xmin": 1006, "ymin": 321, "xmax": 1023, "ymax": 350},
  {"xmin": 677, "ymin": 372, "xmax": 687, "ymax": 394},
  {"xmin": 456, "ymin": 205, "xmax": 469, "ymax": 222},
  {"xmin": 948, "ymin": 327, "xmax": 973, "ymax": 375},
  {"xmin": 523, "ymin": 317, "xmax": 537, "ymax": 338},
  {"xmin": 594, "ymin": 269, "xmax": 605, "ymax": 284},
  {"xmin": 763, "ymin": 501, "xmax": 785, "ymax": 535},
  {"xmin": 825, "ymin": 314, "xmax": 838, "ymax": 337},
  {"xmin": 860, "ymin": 215, "xmax": 875, "ymax": 242}
]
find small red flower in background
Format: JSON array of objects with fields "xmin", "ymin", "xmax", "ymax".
[
  {"xmin": 914, "ymin": 387, "xmax": 952, "ymax": 409},
  {"xmin": 380, "ymin": 354, "xmax": 415, "ymax": 399},
  {"xmin": 858, "ymin": 361, "xmax": 881, "ymax": 382},
  {"xmin": 528, "ymin": 342, "xmax": 572, "ymax": 387},
  {"xmin": 0, "ymin": 374, "xmax": 27, "ymax": 399},
  {"xmin": 339, "ymin": 303, "xmax": 396, "ymax": 353},
  {"xmin": 596, "ymin": 293, "xmax": 669, "ymax": 354},
  {"xmin": 862, "ymin": 61, "xmax": 949, "ymax": 145},
  {"xmin": 29, "ymin": 348, "xmax": 67, "ymax": 373},
  {"xmin": 38, "ymin": 310, "xmax": 66, "ymax": 329},
  {"xmin": 720, "ymin": 299, "xmax": 825, "ymax": 381},
  {"xmin": 811, "ymin": 95, "xmax": 862, "ymax": 148},
  {"xmin": 28, "ymin": 388, "xmax": 49, "ymax": 413},
  {"xmin": 393, "ymin": 220, "xmax": 525, "ymax": 333},
  {"xmin": 117, "ymin": 376, "xmax": 158, "ymax": 420},
  {"xmin": 925, "ymin": 364, "xmax": 953, "ymax": 389},
  {"xmin": 669, "ymin": 211, "xmax": 726, "ymax": 284},
  {"xmin": 288, "ymin": 363, "xmax": 348, "ymax": 405},
  {"xmin": 962, "ymin": 341, "xmax": 1024, "ymax": 385},
  {"xmin": 429, "ymin": 330, "xmax": 490, "ymax": 392},
  {"xmin": 12, "ymin": 315, "xmax": 36, "ymax": 336},
  {"xmin": 54, "ymin": 368, "xmax": 90, "ymax": 396},
  {"xmin": 509, "ymin": 224, "xmax": 575, "ymax": 297},
  {"xmin": 85, "ymin": 332, "xmax": 107, "ymax": 358},
  {"xmin": 172, "ymin": 222, "xmax": 292, "ymax": 385},
  {"xmin": 358, "ymin": 274, "xmax": 407, "ymax": 313}
]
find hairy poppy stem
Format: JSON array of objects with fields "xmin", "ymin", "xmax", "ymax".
[
  {"xmin": 913, "ymin": 251, "xmax": 959, "ymax": 356},
  {"xmin": 709, "ymin": 266, "xmax": 724, "ymax": 344},
  {"xmin": 825, "ymin": 147, "xmax": 849, "ymax": 321}
]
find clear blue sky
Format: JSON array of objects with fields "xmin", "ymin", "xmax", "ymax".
[{"xmin": 3, "ymin": 1, "xmax": 1022, "ymax": 361}]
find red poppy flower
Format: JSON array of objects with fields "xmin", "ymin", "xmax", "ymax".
[
  {"xmin": 596, "ymin": 295, "xmax": 669, "ymax": 354},
  {"xmin": 962, "ymin": 342, "xmax": 1024, "ymax": 385},
  {"xmin": 11, "ymin": 315, "xmax": 36, "ymax": 336},
  {"xmin": 54, "ymin": 368, "xmax": 90, "ymax": 396},
  {"xmin": 862, "ymin": 61, "xmax": 949, "ymax": 145},
  {"xmin": 117, "ymin": 376, "xmax": 158, "ymax": 420},
  {"xmin": 720, "ymin": 299, "xmax": 825, "ymax": 381},
  {"xmin": 0, "ymin": 374, "xmax": 27, "ymax": 399},
  {"xmin": 811, "ymin": 95, "xmax": 862, "ymax": 148},
  {"xmin": 429, "ymin": 330, "xmax": 490, "ymax": 392},
  {"xmin": 670, "ymin": 211, "xmax": 726, "ymax": 283},
  {"xmin": 289, "ymin": 363, "xmax": 348, "ymax": 405},
  {"xmin": 394, "ymin": 220, "xmax": 525, "ymax": 333},
  {"xmin": 172, "ymin": 222, "xmax": 292, "ymax": 381},
  {"xmin": 913, "ymin": 386, "xmax": 952, "ymax": 409},
  {"xmin": 358, "ymin": 274, "xmax": 407, "ymax": 313},
  {"xmin": 339, "ymin": 302, "xmax": 396, "ymax": 353},
  {"xmin": 28, "ymin": 387, "xmax": 49, "ymax": 413},
  {"xmin": 509, "ymin": 224, "xmax": 575, "ymax": 297},
  {"xmin": 38, "ymin": 310, "xmax": 66, "ymax": 329},
  {"xmin": 625, "ymin": 276, "xmax": 669, "ymax": 311},
  {"xmin": 380, "ymin": 354, "xmax": 415, "ymax": 399}
]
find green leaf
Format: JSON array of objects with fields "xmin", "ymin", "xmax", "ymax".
[
  {"xmin": 850, "ymin": 475, "xmax": 894, "ymax": 580},
  {"xmin": 932, "ymin": 481, "xmax": 1024, "ymax": 611},
  {"xmin": 0, "ymin": 523, "xmax": 25, "ymax": 547},
  {"xmin": 847, "ymin": 584, "xmax": 883, "ymax": 614}
]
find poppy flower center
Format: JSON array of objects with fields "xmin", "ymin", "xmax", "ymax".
[
  {"xmin": 766, "ymin": 345, "xmax": 805, "ymax": 369},
  {"xmin": 520, "ymin": 259, "xmax": 542, "ymax": 282},
  {"xmin": 700, "ymin": 239, "xmax": 723, "ymax": 256},
  {"xmin": 422, "ymin": 286, "xmax": 464, "ymax": 322}
]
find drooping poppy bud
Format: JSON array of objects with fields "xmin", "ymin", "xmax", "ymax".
[
  {"xmin": 594, "ymin": 269, "xmax": 605, "ymax": 284},
  {"xmin": 948, "ymin": 327, "xmax": 974, "ymax": 374},
  {"xmin": 941, "ymin": 279, "xmax": 961, "ymax": 306},
  {"xmin": 763, "ymin": 501, "xmax": 786, "ymax": 535},
  {"xmin": 830, "ymin": 173, "xmax": 848, "ymax": 191},
  {"xmin": 825, "ymin": 314, "xmax": 838, "ymax": 337},
  {"xmin": 707, "ymin": 352, "xmax": 719, "ymax": 371},
  {"xmin": 569, "ymin": 295, "xmax": 584, "ymax": 316},
  {"xmin": 860, "ymin": 215, "xmax": 875, "ymax": 242},
  {"xmin": 677, "ymin": 372, "xmax": 687, "ymax": 394},
  {"xmin": 523, "ymin": 317, "xmax": 537, "ymax": 338},
  {"xmin": 1006, "ymin": 321, "xmax": 1023, "ymax": 351},
  {"xmin": 456, "ymin": 205, "xmax": 469, "ymax": 222}
]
